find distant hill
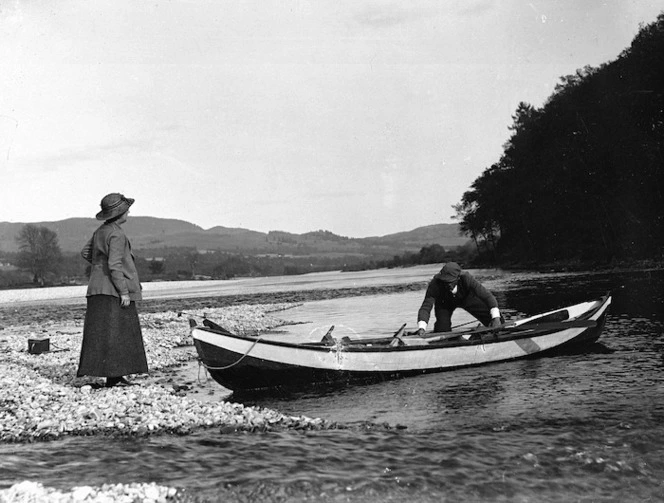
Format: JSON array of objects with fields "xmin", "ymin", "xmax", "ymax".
[
  {"xmin": 0, "ymin": 218, "xmax": 469, "ymax": 258},
  {"xmin": 358, "ymin": 224, "xmax": 467, "ymax": 247}
]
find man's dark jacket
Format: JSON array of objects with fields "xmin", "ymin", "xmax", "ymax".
[{"xmin": 417, "ymin": 271, "xmax": 498, "ymax": 329}]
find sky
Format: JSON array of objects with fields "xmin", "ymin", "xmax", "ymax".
[{"xmin": 0, "ymin": 1, "xmax": 662, "ymax": 238}]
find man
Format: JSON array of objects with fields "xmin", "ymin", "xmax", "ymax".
[{"xmin": 415, "ymin": 262, "xmax": 502, "ymax": 334}]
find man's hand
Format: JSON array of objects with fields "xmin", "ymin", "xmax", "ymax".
[
  {"xmin": 120, "ymin": 294, "xmax": 131, "ymax": 307},
  {"xmin": 414, "ymin": 328, "xmax": 426, "ymax": 336},
  {"xmin": 489, "ymin": 317, "xmax": 502, "ymax": 328}
]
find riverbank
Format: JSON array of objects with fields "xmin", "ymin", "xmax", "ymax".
[
  {"xmin": 0, "ymin": 302, "xmax": 335, "ymax": 444},
  {"xmin": 0, "ymin": 282, "xmax": 426, "ymax": 326},
  {"xmin": 472, "ymin": 258, "xmax": 664, "ymax": 274},
  {"xmin": 1, "ymin": 287, "xmax": 415, "ymax": 501},
  {"xmin": 0, "ymin": 303, "xmax": 322, "ymax": 502}
]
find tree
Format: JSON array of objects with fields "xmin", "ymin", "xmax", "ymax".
[
  {"xmin": 417, "ymin": 244, "xmax": 447, "ymax": 264},
  {"xmin": 453, "ymin": 14, "xmax": 664, "ymax": 264},
  {"xmin": 187, "ymin": 251, "xmax": 199, "ymax": 278},
  {"xmin": 15, "ymin": 224, "xmax": 62, "ymax": 285},
  {"xmin": 149, "ymin": 259, "xmax": 165, "ymax": 275}
]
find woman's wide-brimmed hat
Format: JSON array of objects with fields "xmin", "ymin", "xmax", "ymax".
[{"xmin": 96, "ymin": 193, "xmax": 134, "ymax": 221}]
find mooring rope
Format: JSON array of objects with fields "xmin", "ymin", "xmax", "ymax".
[
  {"xmin": 198, "ymin": 335, "xmax": 263, "ymax": 371},
  {"xmin": 197, "ymin": 360, "xmax": 210, "ymax": 385}
]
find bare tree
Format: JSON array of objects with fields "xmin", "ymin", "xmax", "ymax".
[
  {"xmin": 149, "ymin": 259, "xmax": 165, "ymax": 275},
  {"xmin": 15, "ymin": 224, "xmax": 62, "ymax": 286},
  {"xmin": 187, "ymin": 251, "xmax": 199, "ymax": 278}
]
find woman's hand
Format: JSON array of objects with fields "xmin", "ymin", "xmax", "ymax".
[{"xmin": 120, "ymin": 294, "xmax": 131, "ymax": 307}]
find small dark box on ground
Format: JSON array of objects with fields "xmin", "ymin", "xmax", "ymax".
[{"xmin": 28, "ymin": 337, "xmax": 50, "ymax": 354}]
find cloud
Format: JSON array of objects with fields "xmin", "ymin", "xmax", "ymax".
[
  {"xmin": 13, "ymin": 137, "xmax": 153, "ymax": 172},
  {"xmin": 354, "ymin": 0, "xmax": 496, "ymax": 29},
  {"xmin": 456, "ymin": 0, "xmax": 495, "ymax": 17},
  {"xmin": 2, "ymin": 0, "xmax": 662, "ymax": 236},
  {"xmin": 354, "ymin": 3, "xmax": 438, "ymax": 28}
]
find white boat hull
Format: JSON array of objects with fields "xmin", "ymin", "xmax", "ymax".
[{"xmin": 192, "ymin": 295, "xmax": 611, "ymax": 391}]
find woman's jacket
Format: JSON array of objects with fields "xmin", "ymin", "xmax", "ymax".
[{"xmin": 81, "ymin": 222, "xmax": 142, "ymax": 301}]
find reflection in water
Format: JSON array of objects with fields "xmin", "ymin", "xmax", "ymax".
[{"xmin": 436, "ymin": 378, "xmax": 503, "ymax": 411}]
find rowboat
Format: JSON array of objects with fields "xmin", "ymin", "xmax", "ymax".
[{"xmin": 190, "ymin": 293, "xmax": 611, "ymax": 392}]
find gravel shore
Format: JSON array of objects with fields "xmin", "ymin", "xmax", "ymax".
[
  {"xmin": 0, "ymin": 302, "xmax": 331, "ymax": 442},
  {"xmin": 1, "ymin": 285, "xmax": 420, "ymax": 502}
]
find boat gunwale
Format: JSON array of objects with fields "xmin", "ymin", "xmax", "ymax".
[{"xmin": 191, "ymin": 294, "xmax": 610, "ymax": 354}]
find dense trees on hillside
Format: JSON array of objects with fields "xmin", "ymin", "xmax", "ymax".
[
  {"xmin": 2, "ymin": 238, "xmax": 473, "ymax": 288},
  {"xmin": 343, "ymin": 242, "xmax": 477, "ymax": 271},
  {"xmin": 455, "ymin": 14, "xmax": 664, "ymax": 265},
  {"xmin": 134, "ymin": 248, "xmax": 378, "ymax": 280}
]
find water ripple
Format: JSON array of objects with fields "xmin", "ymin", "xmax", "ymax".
[{"xmin": 2, "ymin": 269, "xmax": 664, "ymax": 502}]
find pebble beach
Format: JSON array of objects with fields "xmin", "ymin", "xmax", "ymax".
[
  {"xmin": 0, "ymin": 297, "xmax": 335, "ymax": 502},
  {"xmin": 0, "ymin": 284, "xmax": 420, "ymax": 502}
]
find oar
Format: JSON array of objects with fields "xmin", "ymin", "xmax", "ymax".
[
  {"xmin": 389, "ymin": 323, "xmax": 408, "ymax": 347},
  {"xmin": 473, "ymin": 319, "xmax": 596, "ymax": 335},
  {"xmin": 320, "ymin": 325, "xmax": 336, "ymax": 345},
  {"xmin": 334, "ymin": 319, "xmax": 597, "ymax": 347},
  {"xmin": 397, "ymin": 331, "xmax": 464, "ymax": 346},
  {"xmin": 421, "ymin": 319, "xmax": 598, "ymax": 344},
  {"xmin": 340, "ymin": 324, "xmax": 407, "ymax": 346},
  {"xmin": 406, "ymin": 320, "xmax": 482, "ymax": 339}
]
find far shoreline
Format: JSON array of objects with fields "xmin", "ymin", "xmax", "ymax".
[
  {"xmin": 0, "ymin": 283, "xmax": 428, "ymax": 327},
  {"xmin": 2, "ymin": 257, "xmax": 662, "ymax": 293},
  {"xmin": 3, "ymin": 262, "xmax": 663, "ymax": 326}
]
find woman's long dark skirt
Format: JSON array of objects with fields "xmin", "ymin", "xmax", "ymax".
[{"xmin": 77, "ymin": 295, "xmax": 149, "ymax": 378}]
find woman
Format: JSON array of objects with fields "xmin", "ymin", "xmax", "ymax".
[{"xmin": 77, "ymin": 193, "xmax": 148, "ymax": 387}]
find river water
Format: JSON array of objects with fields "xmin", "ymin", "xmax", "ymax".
[{"xmin": 2, "ymin": 268, "xmax": 664, "ymax": 502}]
